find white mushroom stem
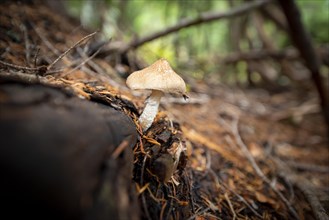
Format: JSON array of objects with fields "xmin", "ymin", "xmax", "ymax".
[{"xmin": 139, "ymin": 90, "xmax": 164, "ymax": 131}]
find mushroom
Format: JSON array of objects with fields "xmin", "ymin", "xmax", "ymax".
[{"xmin": 126, "ymin": 58, "xmax": 187, "ymax": 131}]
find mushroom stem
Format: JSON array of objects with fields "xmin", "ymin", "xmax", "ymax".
[{"xmin": 139, "ymin": 90, "xmax": 164, "ymax": 131}]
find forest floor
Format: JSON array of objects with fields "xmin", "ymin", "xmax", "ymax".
[{"xmin": 0, "ymin": 2, "xmax": 328, "ymax": 220}]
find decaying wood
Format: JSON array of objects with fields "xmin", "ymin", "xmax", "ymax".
[{"xmin": 0, "ymin": 82, "xmax": 139, "ymax": 220}]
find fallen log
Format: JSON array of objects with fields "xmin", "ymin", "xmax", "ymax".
[{"xmin": 0, "ymin": 80, "xmax": 139, "ymax": 220}]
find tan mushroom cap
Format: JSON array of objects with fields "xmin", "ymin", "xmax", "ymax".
[{"xmin": 126, "ymin": 58, "xmax": 186, "ymax": 94}]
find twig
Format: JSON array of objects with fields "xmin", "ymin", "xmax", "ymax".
[
  {"xmin": 287, "ymin": 160, "xmax": 329, "ymax": 173},
  {"xmin": 284, "ymin": 175, "xmax": 295, "ymax": 203},
  {"xmin": 33, "ymin": 47, "xmax": 40, "ymax": 68},
  {"xmin": 187, "ymin": 207, "xmax": 211, "ymax": 220},
  {"xmin": 76, "ymin": 47, "xmax": 104, "ymax": 74},
  {"xmin": 224, "ymin": 192, "xmax": 237, "ymax": 220},
  {"xmin": 73, "ymin": 50, "xmax": 128, "ymax": 90},
  {"xmin": 120, "ymin": 0, "xmax": 272, "ymax": 52},
  {"xmin": 296, "ymin": 182, "xmax": 328, "ymax": 220},
  {"xmin": 140, "ymin": 154, "xmax": 152, "ymax": 220},
  {"xmin": 32, "ymin": 24, "xmax": 61, "ymax": 56},
  {"xmin": 0, "ymin": 60, "xmax": 40, "ymax": 72},
  {"xmin": 59, "ymin": 39, "xmax": 104, "ymax": 77},
  {"xmin": 184, "ymin": 170, "xmax": 196, "ymax": 215},
  {"xmin": 47, "ymin": 31, "xmax": 98, "ymax": 71},
  {"xmin": 20, "ymin": 23, "xmax": 31, "ymax": 66},
  {"xmin": 223, "ymin": 117, "xmax": 300, "ymax": 219},
  {"xmin": 159, "ymin": 200, "xmax": 167, "ymax": 220},
  {"xmin": 0, "ymin": 59, "xmax": 63, "ymax": 75},
  {"xmin": 273, "ymin": 157, "xmax": 329, "ymax": 220}
]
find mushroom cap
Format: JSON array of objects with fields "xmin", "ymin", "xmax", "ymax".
[{"xmin": 126, "ymin": 58, "xmax": 186, "ymax": 94}]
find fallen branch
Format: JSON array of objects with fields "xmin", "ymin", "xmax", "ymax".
[{"xmin": 120, "ymin": 0, "xmax": 272, "ymax": 53}]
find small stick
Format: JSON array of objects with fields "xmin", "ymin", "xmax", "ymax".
[
  {"xmin": 0, "ymin": 60, "xmax": 62, "ymax": 75},
  {"xmin": 59, "ymin": 38, "xmax": 103, "ymax": 77},
  {"xmin": 47, "ymin": 31, "xmax": 98, "ymax": 71},
  {"xmin": 159, "ymin": 200, "xmax": 167, "ymax": 220},
  {"xmin": 273, "ymin": 157, "xmax": 329, "ymax": 220},
  {"xmin": 0, "ymin": 60, "xmax": 39, "ymax": 72},
  {"xmin": 20, "ymin": 23, "xmax": 31, "ymax": 66},
  {"xmin": 224, "ymin": 192, "xmax": 237, "ymax": 220},
  {"xmin": 33, "ymin": 47, "xmax": 40, "ymax": 68},
  {"xmin": 187, "ymin": 207, "xmax": 211, "ymax": 220},
  {"xmin": 32, "ymin": 24, "xmax": 61, "ymax": 56},
  {"xmin": 140, "ymin": 154, "xmax": 152, "ymax": 220},
  {"xmin": 76, "ymin": 47, "xmax": 104, "ymax": 73}
]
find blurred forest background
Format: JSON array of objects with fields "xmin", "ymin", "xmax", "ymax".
[{"xmin": 63, "ymin": 0, "xmax": 328, "ymax": 85}]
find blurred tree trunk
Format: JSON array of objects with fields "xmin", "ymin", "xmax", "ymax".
[{"xmin": 277, "ymin": 0, "xmax": 329, "ymax": 136}]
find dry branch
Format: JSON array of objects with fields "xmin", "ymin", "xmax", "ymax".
[{"xmin": 120, "ymin": 0, "xmax": 272, "ymax": 53}]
